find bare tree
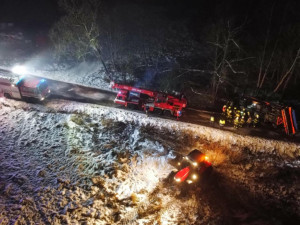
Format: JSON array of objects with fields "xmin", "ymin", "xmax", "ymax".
[
  {"xmin": 49, "ymin": 0, "xmax": 111, "ymax": 79},
  {"xmin": 273, "ymin": 48, "xmax": 300, "ymax": 92},
  {"xmin": 208, "ymin": 21, "xmax": 246, "ymax": 101}
]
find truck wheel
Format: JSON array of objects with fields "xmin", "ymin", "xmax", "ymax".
[
  {"xmin": 4, "ymin": 93, "xmax": 11, "ymax": 99},
  {"xmin": 154, "ymin": 108, "xmax": 163, "ymax": 115},
  {"xmin": 164, "ymin": 110, "xmax": 173, "ymax": 117}
]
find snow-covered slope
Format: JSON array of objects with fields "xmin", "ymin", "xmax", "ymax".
[
  {"xmin": 0, "ymin": 98, "xmax": 199, "ymax": 224},
  {"xmin": 43, "ymin": 99, "xmax": 300, "ymax": 159},
  {"xmin": 1, "ymin": 97, "xmax": 299, "ymax": 224}
]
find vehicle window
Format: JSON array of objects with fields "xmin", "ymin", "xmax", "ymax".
[
  {"xmin": 38, "ymin": 82, "xmax": 48, "ymax": 93},
  {"xmin": 22, "ymin": 87, "xmax": 35, "ymax": 92}
]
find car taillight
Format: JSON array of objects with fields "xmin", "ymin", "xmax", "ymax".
[{"xmin": 174, "ymin": 166, "xmax": 190, "ymax": 182}]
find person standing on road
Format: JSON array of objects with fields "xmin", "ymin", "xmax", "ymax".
[
  {"xmin": 233, "ymin": 113, "xmax": 240, "ymax": 129},
  {"xmin": 145, "ymin": 105, "xmax": 150, "ymax": 117},
  {"xmin": 246, "ymin": 114, "xmax": 252, "ymax": 127},
  {"xmin": 177, "ymin": 110, "xmax": 182, "ymax": 120}
]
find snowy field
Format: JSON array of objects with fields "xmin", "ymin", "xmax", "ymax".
[
  {"xmin": 1, "ymin": 97, "xmax": 300, "ymax": 224},
  {"xmin": 0, "ymin": 98, "xmax": 199, "ymax": 224}
]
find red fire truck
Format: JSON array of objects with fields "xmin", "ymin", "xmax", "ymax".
[
  {"xmin": 110, "ymin": 81, "xmax": 187, "ymax": 117},
  {"xmin": 0, "ymin": 76, "xmax": 50, "ymax": 101}
]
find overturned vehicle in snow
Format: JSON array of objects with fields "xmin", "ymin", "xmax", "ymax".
[{"xmin": 168, "ymin": 149, "xmax": 212, "ymax": 186}]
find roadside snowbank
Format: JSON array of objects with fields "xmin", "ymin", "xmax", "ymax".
[{"xmin": 44, "ymin": 100, "xmax": 300, "ymax": 159}]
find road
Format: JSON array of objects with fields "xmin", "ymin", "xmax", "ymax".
[
  {"xmin": 46, "ymin": 78, "xmax": 300, "ymax": 143},
  {"xmin": 1, "ymin": 68, "xmax": 299, "ymax": 142}
]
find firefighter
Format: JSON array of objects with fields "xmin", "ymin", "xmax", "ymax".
[
  {"xmin": 238, "ymin": 109, "xmax": 245, "ymax": 127},
  {"xmin": 240, "ymin": 108, "xmax": 246, "ymax": 117},
  {"xmin": 176, "ymin": 110, "xmax": 182, "ymax": 120},
  {"xmin": 246, "ymin": 113, "xmax": 252, "ymax": 127},
  {"xmin": 222, "ymin": 105, "xmax": 227, "ymax": 116},
  {"xmin": 210, "ymin": 116, "xmax": 215, "ymax": 125},
  {"xmin": 219, "ymin": 118, "xmax": 226, "ymax": 128},
  {"xmin": 233, "ymin": 113, "xmax": 240, "ymax": 129},
  {"xmin": 240, "ymin": 115, "xmax": 245, "ymax": 128},
  {"xmin": 145, "ymin": 105, "xmax": 150, "ymax": 117},
  {"xmin": 253, "ymin": 113, "xmax": 260, "ymax": 127},
  {"xmin": 226, "ymin": 106, "xmax": 233, "ymax": 123},
  {"xmin": 233, "ymin": 106, "xmax": 237, "ymax": 115}
]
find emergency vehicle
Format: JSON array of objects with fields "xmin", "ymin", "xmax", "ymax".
[
  {"xmin": 0, "ymin": 76, "xmax": 50, "ymax": 101},
  {"xmin": 110, "ymin": 81, "xmax": 187, "ymax": 117}
]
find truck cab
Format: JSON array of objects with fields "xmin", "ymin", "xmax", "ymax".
[
  {"xmin": 0, "ymin": 76, "xmax": 50, "ymax": 101},
  {"xmin": 16, "ymin": 77, "xmax": 50, "ymax": 101}
]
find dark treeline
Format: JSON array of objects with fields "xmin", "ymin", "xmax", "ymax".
[{"xmin": 49, "ymin": 0, "xmax": 300, "ymax": 104}]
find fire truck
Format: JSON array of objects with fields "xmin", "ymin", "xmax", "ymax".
[
  {"xmin": 0, "ymin": 76, "xmax": 50, "ymax": 101},
  {"xmin": 110, "ymin": 81, "xmax": 187, "ymax": 117}
]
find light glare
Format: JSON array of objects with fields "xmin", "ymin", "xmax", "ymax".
[{"xmin": 12, "ymin": 65, "xmax": 27, "ymax": 75}]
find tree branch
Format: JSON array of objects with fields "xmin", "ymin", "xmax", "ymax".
[{"xmin": 273, "ymin": 48, "xmax": 300, "ymax": 92}]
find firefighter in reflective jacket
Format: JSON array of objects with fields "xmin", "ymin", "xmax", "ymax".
[
  {"xmin": 226, "ymin": 106, "xmax": 233, "ymax": 123},
  {"xmin": 253, "ymin": 113, "xmax": 260, "ymax": 127},
  {"xmin": 240, "ymin": 115, "xmax": 245, "ymax": 127},
  {"xmin": 219, "ymin": 118, "xmax": 226, "ymax": 128},
  {"xmin": 222, "ymin": 105, "xmax": 227, "ymax": 116},
  {"xmin": 239, "ymin": 109, "xmax": 246, "ymax": 127},
  {"xmin": 234, "ymin": 113, "xmax": 240, "ymax": 128},
  {"xmin": 210, "ymin": 116, "xmax": 215, "ymax": 124}
]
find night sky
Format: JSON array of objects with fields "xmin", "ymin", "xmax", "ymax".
[
  {"xmin": 0, "ymin": 0, "xmax": 59, "ymax": 29},
  {"xmin": 1, "ymin": 0, "xmax": 299, "ymax": 34}
]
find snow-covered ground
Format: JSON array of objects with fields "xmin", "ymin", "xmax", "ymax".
[
  {"xmin": 1, "ymin": 97, "xmax": 300, "ymax": 224},
  {"xmin": 0, "ymin": 98, "xmax": 200, "ymax": 224},
  {"xmin": 0, "ymin": 60, "xmax": 111, "ymax": 91}
]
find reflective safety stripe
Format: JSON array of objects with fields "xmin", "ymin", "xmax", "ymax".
[
  {"xmin": 292, "ymin": 110, "xmax": 298, "ymax": 131},
  {"xmin": 289, "ymin": 107, "xmax": 296, "ymax": 134}
]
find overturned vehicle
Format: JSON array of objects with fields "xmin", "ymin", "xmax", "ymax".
[{"xmin": 167, "ymin": 149, "xmax": 212, "ymax": 186}]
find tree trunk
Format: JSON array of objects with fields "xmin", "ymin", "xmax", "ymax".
[
  {"xmin": 273, "ymin": 48, "xmax": 300, "ymax": 92},
  {"xmin": 94, "ymin": 47, "xmax": 112, "ymax": 80}
]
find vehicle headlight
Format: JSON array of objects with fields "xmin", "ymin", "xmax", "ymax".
[
  {"xmin": 187, "ymin": 180, "xmax": 193, "ymax": 184},
  {"xmin": 40, "ymin": 97, "xmax": 45, "ymax": 101},
  {"xmin": 192, "ymin": 174, "xmax": 197, "ymax": 180},
  {"xmin": 192, "ymin": 162, "xmax": 197, "ymax": 167},
  {"xmin": 12, "ymin": 65, "xmax": 27, "ymax": 75},
  {"xmin": 174, "ymin": 178, "xmax": 181, "ymax": 182}
]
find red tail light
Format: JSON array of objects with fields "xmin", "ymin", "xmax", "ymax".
[{"xmin": 174, "ymin": 166, "xmax": 190, "ymax": 182}]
